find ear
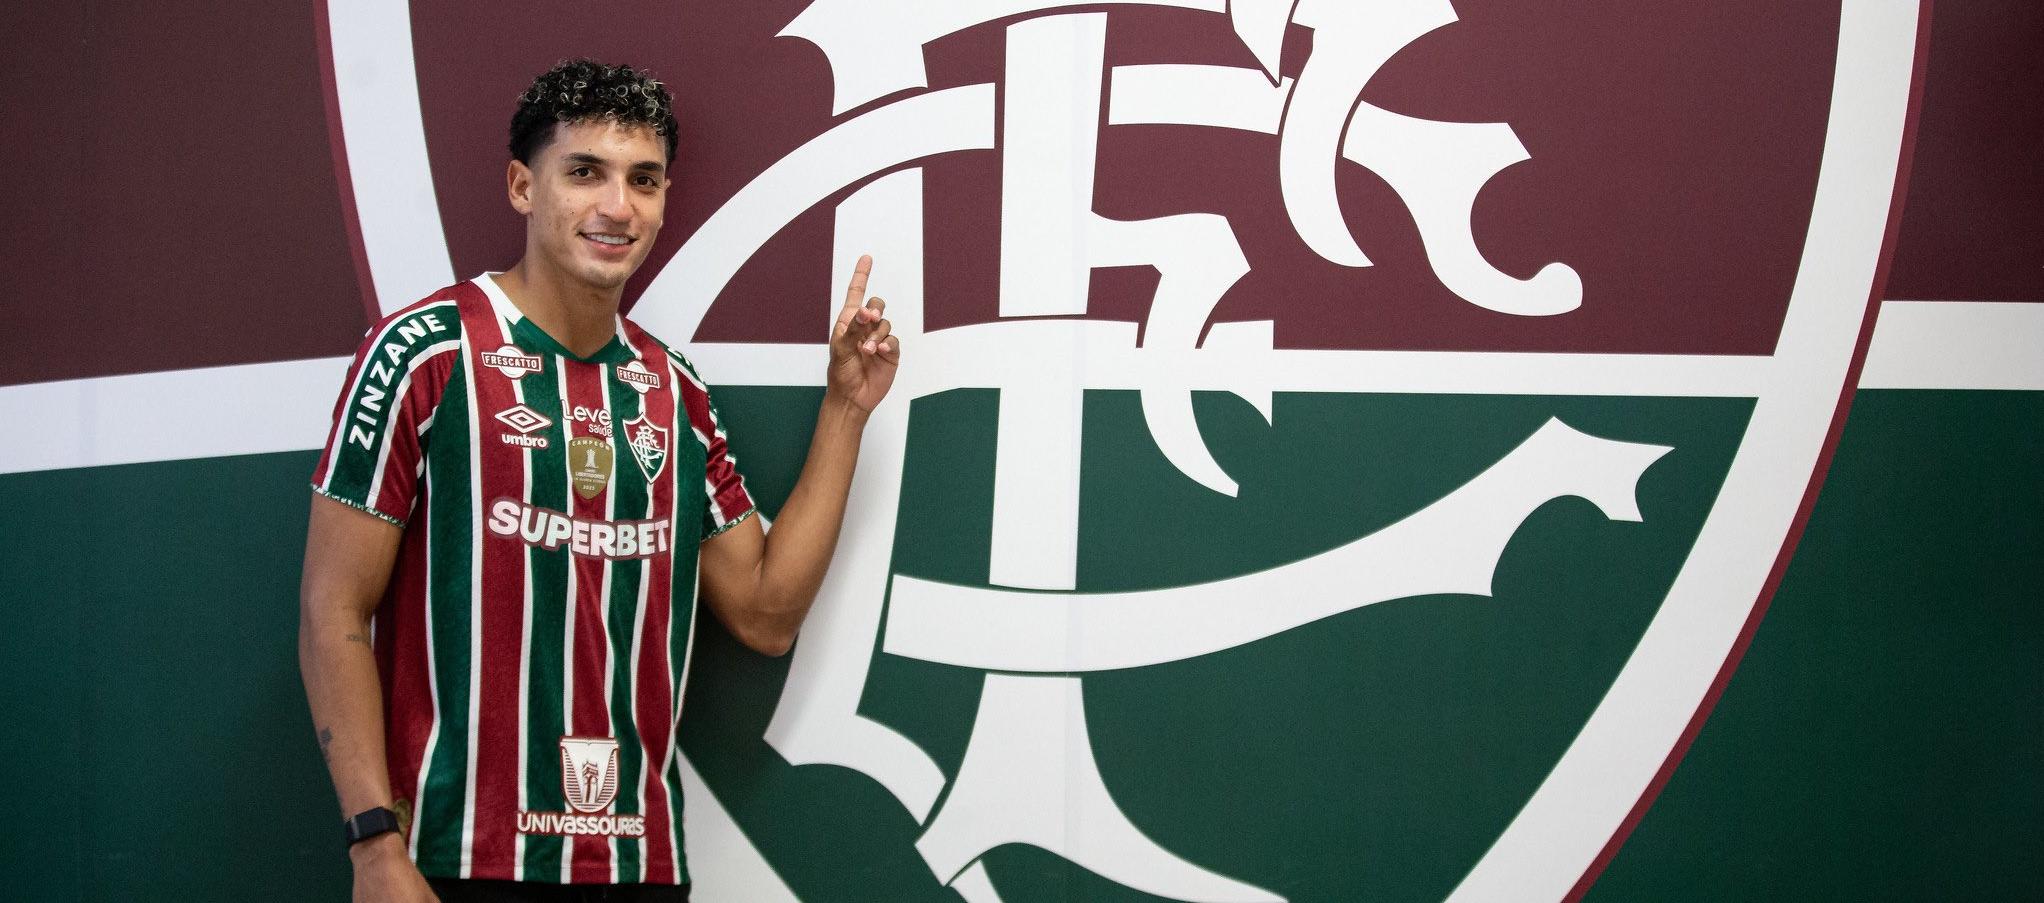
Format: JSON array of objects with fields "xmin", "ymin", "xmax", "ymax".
[{"xmin": 507, "ymin": 159, "xmax": 534, "ymax": 215}]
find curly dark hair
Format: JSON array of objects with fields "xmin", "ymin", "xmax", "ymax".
[{"xmin": 509, "ymin": 59, "xmax": 678, "ymax": 165}]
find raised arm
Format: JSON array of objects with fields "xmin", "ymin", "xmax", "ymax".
[
  {"xmin": 298, "ymin": 494, "xmax": 436, "ymax": 900},
  {"xmin": 697, "ymin": 254, "xmax": 899, "ymax": 656}
]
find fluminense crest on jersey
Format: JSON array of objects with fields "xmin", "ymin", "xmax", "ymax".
[
  {"xmin": 327, "ymin": 0, "xmax": 1922, "ymax": 897},
  {"xmin": 623, "ymin": 414, "xmax": 669, "ymax": 481}
]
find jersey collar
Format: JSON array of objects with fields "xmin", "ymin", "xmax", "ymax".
[{"xmin": 474, "ymin": 274, "xmax": 637, "ymax": 366}]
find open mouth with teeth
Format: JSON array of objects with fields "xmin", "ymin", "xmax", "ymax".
[{"xmin": 578, "ymin": 231, "xmax": 639, "ymax": 263}]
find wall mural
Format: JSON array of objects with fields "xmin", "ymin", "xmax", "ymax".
[
  {"xmin": 24, "ymin": 1, "xmax": 2044, "ymax": 901},
  {"xmin": 317, "ymin": 1, "xmax": 1925, "ymax": 899}
]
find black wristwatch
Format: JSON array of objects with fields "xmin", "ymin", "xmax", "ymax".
[{"xmin": 343, "ymin": 806, "xmax": 402, "ymax": 846}]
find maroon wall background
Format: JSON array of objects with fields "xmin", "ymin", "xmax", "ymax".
[
  {"xmin": 0, "ymin": 3, "xmax": 368, "ymax": 385},
  {"xmin": 1884, "ymin": 0, "xmax": 2044, "ymax": 302},
  {"xmin": 0, "ymin": 1, "xmax": 2036, "ymax": 385}
]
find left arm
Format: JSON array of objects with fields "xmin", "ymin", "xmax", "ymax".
[{"xmin": 697, "ymin": 254, "xmax": 898, "ymax": 656}]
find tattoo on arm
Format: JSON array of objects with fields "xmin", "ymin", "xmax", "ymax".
[
  {"xmin": 344, "ymin": 632, "xmax": 372, "ymax": 647},
  {"xmin": 318, "ymin": 727, "xmax": 335, "ymax": 766}
]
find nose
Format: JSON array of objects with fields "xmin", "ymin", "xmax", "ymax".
[{"xmin": 597, "ymin": 175, "xmax": 634, "ymax": 223}]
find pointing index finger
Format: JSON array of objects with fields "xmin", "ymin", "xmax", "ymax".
[{"xmin": 843, "ymin": 254, "xmax": 873, "ymax": 311}]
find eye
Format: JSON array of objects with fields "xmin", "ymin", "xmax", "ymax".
[
  {"xmin": 633, "ymin": 175, "xmax": 658, "ymax": 187},
  {"xmin": 570, "ymin": 166, "xmax": 595, "ymax": 179}
]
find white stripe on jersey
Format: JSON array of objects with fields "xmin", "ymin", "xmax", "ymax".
[
  {"xmin": 668, "ymin": 581, "xmax": 702, "ymax": 884},
  {"xmin": 620, "ymin": 324, "xmax": 665, "ymax": 881},
  {"xmin": 556, "ymin": 359, "xmax": 578, "ymax": 885},
  {"xmin": 315, "ymin": 314, "xmax": 403, "ymax": 488},
  {"xmin": 599, "ymin": 362, "xmax": 622, "ymax": 884},
  {"xmin": 627, "ymin": 524, "xmax": 654, "ymax": 879},
  {"xmin": 410, "ymin": 440, "xmax": 442, "ymax": 865},
  {"xmin": 693, "ymin": 425, "xmax": 726, "ymax": 530},
  {"xmin": 460, "ymin": 324, "xmax": 485, "ymax": 879},
  {"xmin": 665, "ymin": 383, "xmax": 699, "ymax": 885},
  {"xmin": 356, "ymin": 338, "xmax": 461, "ymax": 512},
  {"xmin": 513, "ymin": 360, "xmax": 534, "ymax": 879},
  {"xmin": 474, "ymin": 273, "xmax": 523, "ymax": 327},
  {"xmin": 669, "ymin": 350, "xmax": 749, "ymax": 531},
  {"xmin": 317, "ymin": 303, "xmax": 459, "ymax": 494}
]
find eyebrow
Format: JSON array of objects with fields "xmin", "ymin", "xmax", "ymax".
[{"xmin": 563, "ymin": 152, "xmax": 665, "ymax": 175}]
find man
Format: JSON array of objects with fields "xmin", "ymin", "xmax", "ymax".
[{"xmin": 299, "ymin": 60, "xmax": 898, "ymax": 901}]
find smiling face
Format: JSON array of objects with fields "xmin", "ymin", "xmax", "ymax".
[{"xmin": 508, "ymin": 118, "xmax": 669, "ymax": 294}]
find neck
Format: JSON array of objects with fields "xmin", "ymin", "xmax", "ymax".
[{"xmin": 495, "ymin": 258, "xmax": 621, "ymax": 358}]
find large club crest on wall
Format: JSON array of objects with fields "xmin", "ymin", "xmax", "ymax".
[{"xmin": 324, "ymin": 0, "xmax": 1923, "ymax": 898}]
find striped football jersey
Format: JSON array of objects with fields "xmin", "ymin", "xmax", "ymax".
[{"xmin": 311, "ymin": 275, "xmax": 754, "ymax": 885}]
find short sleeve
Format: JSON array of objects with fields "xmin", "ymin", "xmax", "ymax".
[
  {"xmin": 310, "ymin": 304, "xmax": 462, "ymax": 526},
  {"xmin": 669, "ymin": 351, "xmax": 756, "ymax": 538}
]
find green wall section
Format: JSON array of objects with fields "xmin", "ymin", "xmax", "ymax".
[
  {"xmin": 691, "ymin": 388, "xmax": 1750, "ymax": 902},
  {"xmin": 1004, "ymin": 392, "xmax": 1745, "ymax": 902},
  {"xmin": 0, "ymin": 451, "xmax": 347, "ymax": 899},
  {"xmin": 1587, "ymin": 390, "xmax": 2044, "ymax": 901},
  {"xmin": 0, "ymin": 388, "xmax": 2037, "ymax": 900}
]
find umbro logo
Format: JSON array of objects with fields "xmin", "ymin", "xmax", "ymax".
[
  {"xmin": 496, "ymin": 404, "xmax": 551, "ymax": 449},
  {"xmin": 496, "ymin": 405, "xmax": 551, "ymax": 434}
]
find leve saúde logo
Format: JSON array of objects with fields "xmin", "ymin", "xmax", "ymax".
[{"xmin": 329, "ymin": 1, "xmax": 1921, "ymax": 899}]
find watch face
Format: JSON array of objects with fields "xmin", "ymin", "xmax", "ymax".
[{"xmin": 347, "ymin": 807, "xmax": 400, "ymax": 844}]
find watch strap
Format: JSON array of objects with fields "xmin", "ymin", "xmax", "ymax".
[{"xmin": 343, "ymin": 806, "xmax": 401, "ymax": 846}]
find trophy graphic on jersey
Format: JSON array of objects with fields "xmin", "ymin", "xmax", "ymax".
[{"xmin": 559, "ymin": 736, "xmax": 622, "ymax": 815}]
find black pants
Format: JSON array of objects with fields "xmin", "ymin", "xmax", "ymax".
[{"xmin": 428, "ymin": 877, "xmax": 691, "ymax": 902}]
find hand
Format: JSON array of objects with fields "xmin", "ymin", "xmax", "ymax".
[
  {"xmin": 827, "ymin": 254, "xmax": 900, "ymax": 414},
  {"xmin": 350, "ymin": 833, "xmax": 438, "ymax": 902}
]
